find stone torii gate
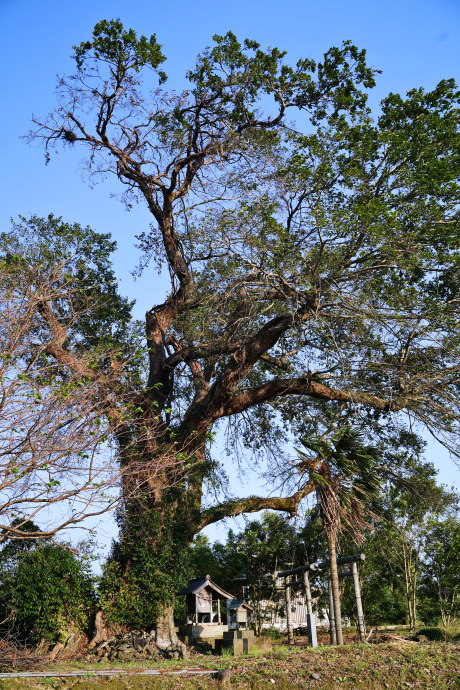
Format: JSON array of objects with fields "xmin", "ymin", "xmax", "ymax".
[{"xmin": 278, "ymin": 553, "xmax": 366, "ymax": 647}]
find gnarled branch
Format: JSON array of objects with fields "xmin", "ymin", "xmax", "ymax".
[{"xmin": 196, "ymin": 484, "xmax": 315, "ymax": 532}]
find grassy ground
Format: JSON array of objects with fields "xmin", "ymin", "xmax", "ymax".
[{"xmin": 1, "ymin": 631, "xmax": 459, "ymax": 689}]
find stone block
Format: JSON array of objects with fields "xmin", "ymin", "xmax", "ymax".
[
  {"xmin": 249, "ymin": 636, "xmax": 273, "ymax": 653},
  {"xmin": 233, "ymin": 638, "xmax": 244, "ymax": 656},
  {"xmin": 223, "ymin": 629, "xmax": 255, "ymax": 640},
  {"xmin": 237, "ymin": 630, "xmax": 255, "ymax": 639},
  {"xmin": 221, "ymin": 632, "xmax": 258, "ymax": 656}
]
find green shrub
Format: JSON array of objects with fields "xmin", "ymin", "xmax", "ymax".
[
  {"xmin": 262, "ymin": 626, "xmax": 283, "ymax": 640},
  {"xmin": 415, "ymin": 626, "xmax": 445, "ymax": 641},
  {"xmin": 0, "ymin": 542, "xmax": 96, "ymax": 643},
  {"xmin": 442, "ymin": 619, "xmax": 460, "ymax": 641}
]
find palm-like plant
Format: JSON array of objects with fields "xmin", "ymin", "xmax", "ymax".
[{"xmin": 296, "ymin": 426, "xmax": 382, "ymax": 645}]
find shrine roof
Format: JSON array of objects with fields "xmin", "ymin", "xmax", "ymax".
[
  {"xmin": 226, "ymin": 599, "xmax": 252, "ymax": 611},
  {"xmin": 178, "ymin": 574, "xmax": 234, "ymax": 599}
]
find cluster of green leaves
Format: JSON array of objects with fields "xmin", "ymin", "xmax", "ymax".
[
  {"xmin": 73, "ymin": 18, "xmax": 167, "ymax": 81},
  {"xmin": 187, "ymin": 32, "xmax": 376, "ymax": 124},
  {"xmin": 0, "ymin": 214, "xmax": 148, "ymax": 426},
  {"xmin": 98, "ymin": 495, "xmax": 190, "ymax": 630},
  {"xmin": 419, "ymin": 515, "xmax": 460, "ymax": 624},
  {"xmin": 0, "ymin": 526, "xmax": 96, "ymax": 643},
  {"xmin": 1, "ymin": 215, "xmax": 137, "ymax": 359}
]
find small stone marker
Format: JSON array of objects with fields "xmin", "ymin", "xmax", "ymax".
[{"xmin": 307, "ymin": 612, "xmax": 318, "ymax": 648}]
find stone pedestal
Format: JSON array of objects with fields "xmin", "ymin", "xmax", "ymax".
[
  {"xmin": 217, "ymin": 629, "xmax": 256, "ymax": 656},
  {"xmin": 177, "ymin": 623, "xmax": 228, "ymax": 649}
]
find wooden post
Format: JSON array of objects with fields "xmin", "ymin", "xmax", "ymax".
[
  {"xmin": 285, "ymin": 577, "xmax": 294, "ymax": 645},
  {"xmin": 352, "ymin": 561, "xmax": 366, "ymax": 641},
  {"xmin": 303, "ymin": 569, "xmax": 313, "ymax": 615},
  {"xmin": 217, "ymin": 598, "xmax": 221, "ymax": 625},
  {"xmin": 327, "ymin": 569, "xmax": 337, "ymax": 645}
]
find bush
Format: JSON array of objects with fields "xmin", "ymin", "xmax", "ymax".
[
  {"xmin": 415, "ymin": 627, "xmax": 445, "ymax": 641},
  {"xmin": 0, "ymin": 542, "xmax": 96, "ymax": 643},
  {"xmin": 442, "ymin": 620, "xmax": 460, "ymax": 641},
  {"xmin": 262, "ymin": 626, "xmax": 283, "ymax": 640}
]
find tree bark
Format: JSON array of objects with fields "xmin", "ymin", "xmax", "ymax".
[
  {"xmin": 402, "ymin": 543, "xmax": 416, "ymax": 630},
  {"xmin": 155, "ymin": 604, "xmax": 185, "ymax": 652},
  {"xmin": 327, "ymin": 529, "xmax": 344, "ymax": 645}
]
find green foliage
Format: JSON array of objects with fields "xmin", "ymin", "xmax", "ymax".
[
  {"xmin": 338, "ymin": 449, "xmax": 459, "ymax": 627},
  {"xmin": 0, "ymin": 540, "xmax": 96, "ymax": 643},
  {"xmin": 187, "ymin": 534, "xmax": 225, "ymax": 584},
  {"xmin": 297, "ymin": 423, "xmax": 383, "ymax": 542},
  {"xmin": 187, "ymin": 32, "xmax": 376, "ymax": 124},
  {"xmin": 340, "ymin": 525, "xmax": 408, "ymax": 625},
  {"xmin": 73, "ymin": 19, "xmax": 167, "ymax": 82},
  {"xmin": 415, "ymin": 627, "xmax": 445, "ymax": 641},
  {"xmin": 1, "ymin": 214, "xmax": 137, "ymax": 361},
  {"xmin": 0, "ymin": 520, "xmax": 42, "ymax": 565},
  {"xmin": 419, "ymin": 515, "xmax": 460, "ymax": 624},
  {"xmin": 99, "ymin": 498, "xmax": 189, "ymax": 629}
]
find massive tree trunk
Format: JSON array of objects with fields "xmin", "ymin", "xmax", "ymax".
[{"xmin": 155, "ymin": 605, "xmax": 185, "ymax": 652}]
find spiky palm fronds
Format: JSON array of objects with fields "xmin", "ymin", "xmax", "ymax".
[{"xmin": 296, "ymin": 425, "xmax": 382, "ymax": 544}]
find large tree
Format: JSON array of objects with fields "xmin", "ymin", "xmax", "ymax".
[{"xmin": 20, "ymin": 19, "xmax": 460, "ymax": 644}]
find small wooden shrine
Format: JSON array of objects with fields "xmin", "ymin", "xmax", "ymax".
[
  {"xmin": 226, "ymin": 599, "xmax": 252, "ymax": 630},
  {"xmin": 177, "ymin": 575, "xmax": 256, "ymax": 654},
  {"xmin": 178, "ymin": 574, "xmax": 234, "ymax": 625}
]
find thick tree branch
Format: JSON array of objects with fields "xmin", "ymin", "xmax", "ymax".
[
  {"xmin": 196, "ymin": 483, "xmax": 315, "ymax": 531},
  {"xmin": 38, "ymin": 302, "xmax": 98, "ymax": 380},
  {"xmin": 221, "ymin": 376, "xmax": 393, "ymax": 417}
]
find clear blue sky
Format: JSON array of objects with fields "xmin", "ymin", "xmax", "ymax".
[{"xmin": 1, "ymin": 0, "xmax": 460, "ymax": 548}]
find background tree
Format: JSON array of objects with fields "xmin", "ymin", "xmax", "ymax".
[
  {"xmin": 371, "ymin": 456, "xmax": 455, "ymax": 629},
  {"xmin": 229, "ymin": 513, "xmax": 301, "ymax": 634},
  {"xmin": 334, "ymin": 438, "xmax": 458, "ymax": 629},
  {"xmin": 420, "ymin": 514, "xmax": 460, "ymax": 625},
  {"xmin": 0, "ymin": 218, "xmax": 131, "ymax": 543},
  {"xmin": 0, "ymin": 215, "xmax": 184, "ymax": 544},
  {"xmin": 187, "ymin": 534, "xmax": 244, "ymax": 596},
  {"xmin": 19, "ymin": 18, "xmax": 460, "ymax": 642}
]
